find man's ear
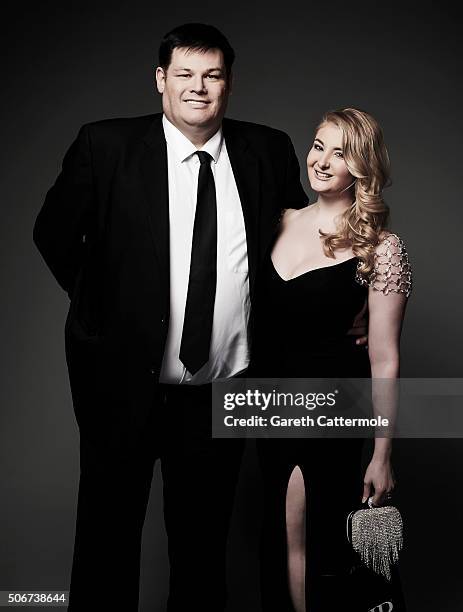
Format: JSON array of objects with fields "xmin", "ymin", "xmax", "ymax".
[
  {"xmin": 227, "ymin": 71, "xmax": 233, "ymax": 95},
  {"xmin": 155, "ymin": 67, "xmax": 166, "ymax": 94}
]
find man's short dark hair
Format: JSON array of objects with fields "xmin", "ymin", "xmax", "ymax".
[{"xmin": 158, "ymin": 23, "xmax": 235, "ymax": 78}]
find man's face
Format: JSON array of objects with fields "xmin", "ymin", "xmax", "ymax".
[{"xmin": 156, "ymin": 47, "xmax": 231, "ymax": 136}]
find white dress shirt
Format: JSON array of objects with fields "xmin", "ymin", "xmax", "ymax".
[{"xmin": 159, "ymin": 115, "xmax": 250, "ymax": 384}]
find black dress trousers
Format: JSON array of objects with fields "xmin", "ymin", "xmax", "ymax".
[{"xmin": 68, "ymin": 383, "xmax": 244, "ymax": 612}]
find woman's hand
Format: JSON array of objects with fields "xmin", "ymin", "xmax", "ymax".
[{"xmin": 362, "ymin": 456, "xmax": 396, "ymax": 506}]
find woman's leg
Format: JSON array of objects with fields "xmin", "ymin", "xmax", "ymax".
[
  {"xmin": 257, "ymin": 439, "xmax": 296, "ymax": 612},
  {"xmin": 286, "ymin": 465, "xmax": 306, "ymax": 612},
  {"xmin": 258, "ymin": 438, "xmax": 364, "ymax": 611}
]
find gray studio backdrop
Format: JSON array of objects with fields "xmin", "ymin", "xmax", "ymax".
[{"xmin": 2, "ymin": 1, "xmax": 462, "ymax": 610}]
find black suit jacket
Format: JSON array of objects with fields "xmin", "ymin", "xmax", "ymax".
[{"xmin": 33, "ymin": 113, "xmax": 307, "ymax": 432}]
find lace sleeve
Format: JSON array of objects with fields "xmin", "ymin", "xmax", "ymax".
[{"xmin": 355, "ymin": 233, "xmax": 412, "ymax": 297}]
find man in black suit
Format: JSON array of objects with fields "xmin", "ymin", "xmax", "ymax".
[{"xmin": 33, "ymin": 23, "xmax": 307, "ymax": 611}]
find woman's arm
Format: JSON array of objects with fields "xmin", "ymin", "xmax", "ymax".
[{"xmin": 360, "ymin": 233, "xmax": 412, "ymax": 504}]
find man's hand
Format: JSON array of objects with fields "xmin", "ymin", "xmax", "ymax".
[{"xmin": 347, "ymin": 299, "xmax": 368, "ymax": 347}]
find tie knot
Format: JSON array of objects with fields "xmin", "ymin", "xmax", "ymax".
[{"xmin": 196, "ymin": 150, "xmax": 212, "ymax": 165}]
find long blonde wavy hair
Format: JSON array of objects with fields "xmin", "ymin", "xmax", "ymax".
[{"xmin": 316, "ymin": 108, "xmax": 391, "ymax": 278}]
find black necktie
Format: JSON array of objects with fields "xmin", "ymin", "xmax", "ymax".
[{"xmin": 179, "ymin": 151, "xmax": 217, "ymax": 375}]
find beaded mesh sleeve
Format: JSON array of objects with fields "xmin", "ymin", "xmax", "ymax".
[{"xmin": 355, "ymin": 233, "xmax": 412, "ymax": 297}]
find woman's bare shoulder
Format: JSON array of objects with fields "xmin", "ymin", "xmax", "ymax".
[{"xmin": 280, "ymin": 204, "xmax": 315, "ymax": 225}]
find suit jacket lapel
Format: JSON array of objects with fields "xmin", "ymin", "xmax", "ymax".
[
  {"xmin": 140, "ymin": 115, "xmax": 170, "ymax": 307},
  {"xmin": 223, "ymin": 120, "xmax": 261, "ymax": 295}
]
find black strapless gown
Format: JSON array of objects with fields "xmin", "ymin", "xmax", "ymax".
[{"xmin": 249, "ymin": 252, "xmax": 373, "ymax": 611}]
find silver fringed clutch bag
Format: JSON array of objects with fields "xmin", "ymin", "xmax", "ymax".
[{"xmin": 346, "ymin": 497, "xmax": 404, "ymax": 582}]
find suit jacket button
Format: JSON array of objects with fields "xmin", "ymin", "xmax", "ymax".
[{"xmin": 150, "ymin": 368, "xmax": 157, "ymax": 375}]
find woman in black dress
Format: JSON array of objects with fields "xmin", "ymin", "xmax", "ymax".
[{"xmin": 249, "ymin": 108, "xmax": 412, "ymax": 611}]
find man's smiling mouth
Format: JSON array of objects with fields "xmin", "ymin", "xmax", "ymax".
[{"xmin": 184, "ymin": 99, "xmax": 210, "ymax": 105}]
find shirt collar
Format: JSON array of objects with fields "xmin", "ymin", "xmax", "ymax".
[{"xmin": 162, "ymin": 114, "xmax": 223, "ymax": 164}]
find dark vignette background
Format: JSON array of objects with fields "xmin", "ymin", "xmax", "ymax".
[{"xmin": 1, "ymin": 1, "xmax": 462, "ymax": 610}]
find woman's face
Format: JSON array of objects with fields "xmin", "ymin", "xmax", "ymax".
[{"xmin": 307, "ymin": 122, "xmax": 354, "ymax": 195}]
